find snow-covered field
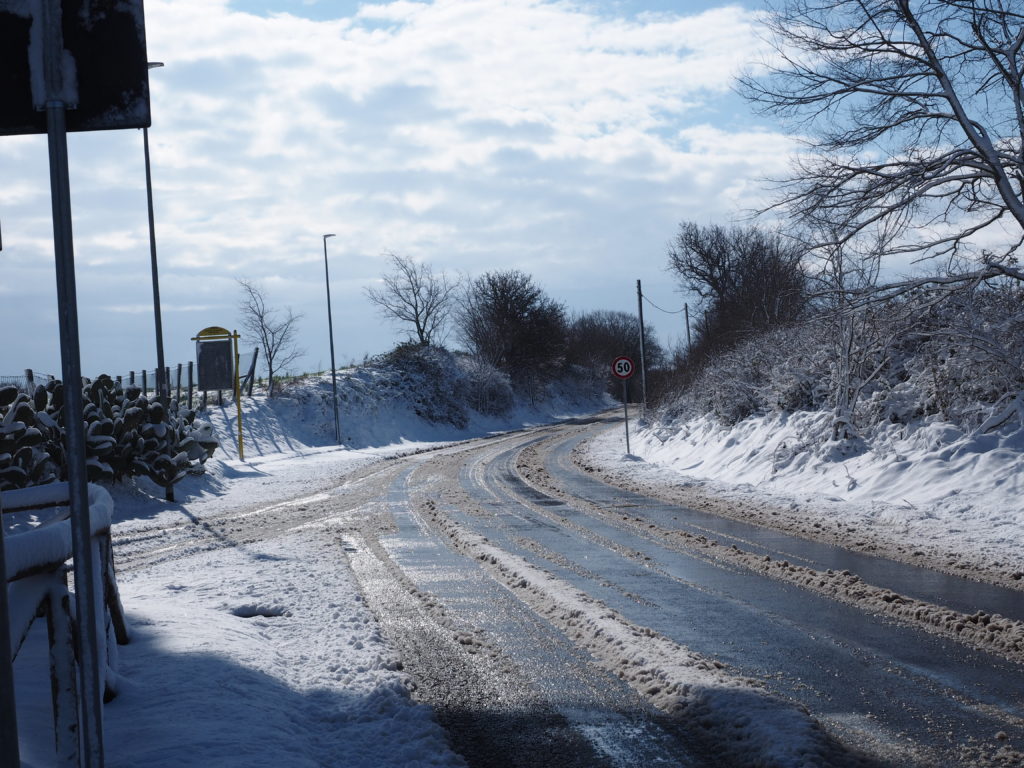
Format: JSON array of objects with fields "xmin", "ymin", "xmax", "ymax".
[{"xmin": 8, "ymin": 372, "xmax": 1023, "ymax": 766}]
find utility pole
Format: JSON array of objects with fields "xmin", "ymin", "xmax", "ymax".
[
  {"xmin": 144, "ymin": 61, "xmax": 166, "ymax": 404},
  {"xmin": 636, "ymin": 279, "xmax": 648, "ymax": 417},
  {"xmin": 684, "ymin": 303, "xmax": 691, "ymax": 352},
  {"xmin": 323, "ymin": 234, "xmax": 341, "ymax": 444}
]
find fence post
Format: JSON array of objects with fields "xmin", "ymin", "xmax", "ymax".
[
  {"xmin": 142, "ymin": 370, "xmax": 148, "ymax": 397},
  {"xmin": 175, "ymin": 364, "xmax": 182, "ymax": 406},
  {"xmin": 129, "ymin": 371, "xmax": 135, "ymax": 387},
  {"xmin": 24, "ymin": 368, "xmax": 34, "ymax": 392},
  {"xmin": 115, "ymin": 375, "xmax": 122, "ymax": 388},
  {"xmin": 187, "ymin": 362, "xmax": 194, "ymax": 410}
]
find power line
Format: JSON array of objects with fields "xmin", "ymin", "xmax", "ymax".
[{"xmin": 640, "ymin": 292, "xmax": 686, "ymax": 314}]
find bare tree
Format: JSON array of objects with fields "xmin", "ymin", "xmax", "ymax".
[
  {"xmin": 667, "ymin": 222, "xmax": 808, "ymax": 359},
  {"xmin": 364, "ymin": 253, "xmax": 459, "ymax": 346},
  {"xmin": 740, "ymin": 1, "xmax": 1024, "ymax": 269},
  {"xmin": 456, "ymin": 270, "xmax": 567, "ymax": 392},
  {"xmin": 237, "ymin": 279, "xmax": 305, "ymax": 397},
  {"xmin": 566, "ymin": 310, "xmax": 664, "ymax": 376}
]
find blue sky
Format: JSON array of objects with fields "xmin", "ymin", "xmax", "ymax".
[{"xmin": 1, "ymin": 0, "xmax": 795, "ymax": 380}]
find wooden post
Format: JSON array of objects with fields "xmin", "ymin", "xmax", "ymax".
[
  {"xmin": 46, "ymin": 572, "xmax": 80, "ymax": 768},
  {"xmin": 129, "ymin": 370, "xmax": 135, "ymax": 387},
  {"xmin": 100, "ymin": 535, "xmax": 130, "ymax": 647},
  {"xmin": 142, "ymin": 370, "xmax": 148, "ymax": 397},
  {"xmin": 187, "ymin": 362, "xmax": 194, "ymax": 410},
  {"xmin": 175, "ymin": 364, "xmax": 183, "ymax": 406},
  {"xmin": 24, "ymin": 368, "xmax": 34, "ymax": 392}
]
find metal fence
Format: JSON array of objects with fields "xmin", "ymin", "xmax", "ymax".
[
  {"xmin": 0, "ymin": 370, "xmax": 57, "ymax": 393},
  {"xmin": 4, "ymin": 350, "xmax": 260, "ymax": 409}
]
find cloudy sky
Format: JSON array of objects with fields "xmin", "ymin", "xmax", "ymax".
[{"xmin": 1, "ymin": 0, "xmax": 796, "ymax": 381}]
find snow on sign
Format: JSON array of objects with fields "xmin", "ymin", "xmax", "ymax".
[
  {"xmin": 611, "ymin": 356, "xmax": 635, "ymax": 380},
  {"xmin": 0, "ymin": 0, "xmax": 151, "ymax": 136}
]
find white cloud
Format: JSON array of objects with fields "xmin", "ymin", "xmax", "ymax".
[{"xmin": 2, "ymin": 0, "xmax": 797, "ymax": 376}]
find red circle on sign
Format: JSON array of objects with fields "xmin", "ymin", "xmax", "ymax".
[{"xmin": 611, "ymin": 356, "xmax": 635, "ymax": 379}]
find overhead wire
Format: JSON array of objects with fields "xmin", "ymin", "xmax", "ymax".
[{"xmin": 639, "ymin": 291, "xmax": 687, "ymax": 315}]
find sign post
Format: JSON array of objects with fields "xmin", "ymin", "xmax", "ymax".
[
  {"xmin": 611, "ymin": 356, "xmax": 635, "ymax": 454},
  {"xmin": 0, "ymin": 3, "xmax": 152, "ymax": 764}
]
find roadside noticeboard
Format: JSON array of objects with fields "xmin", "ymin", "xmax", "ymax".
[
  {"xmin": 197, "ymin": 338, "xmax": 234, "ymax": 391},
  {"xmin": 192, "ymin": 327, "xmax": 245, "ymax": 461},
  {"xmin": 0, "ymin": 0, "xmax": 151, "ymax": 136}
]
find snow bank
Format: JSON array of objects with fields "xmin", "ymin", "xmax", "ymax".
[
  {"xmin": 197, "ymin": 364, "xmax": 608, "ymax": 463},
  {"xmin": 604, "ymin": 410, "xmax": 1024, "ymax": 572}
]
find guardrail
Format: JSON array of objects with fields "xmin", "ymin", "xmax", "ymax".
[{"xmin": 1, "ymin": 483, "xmax": 129, "ymax": 767}]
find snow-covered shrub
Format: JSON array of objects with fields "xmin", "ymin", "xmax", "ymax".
[
  {"xmin": 370, "ymin": 343, "xmax": 472, "ymax": 428},
  {"xmin": 658, "ymin": 324, "xmax": 828, "ymax": 426},
  {"xmin": 455, "ymin": 354, "xmax": 514, "ymax": 416},
  {"xmin": 854, "ymin": 285, "xmax": 1024, "ymax": 431},
  {"xmin": 0, "ymin": 375, "xmax": 216, "ymax": 493},
  {"xmin": 654, "ymin": 281, "xmax": 1024, "ymax": 444}
]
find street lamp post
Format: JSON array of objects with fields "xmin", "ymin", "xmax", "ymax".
[
  {"xmin": 145, "ymin": 61, "xmax": 166, "ymax": 404},
  {"xmin": 323, "ymin": 234, "xmax": 341, "ymax": 443}
]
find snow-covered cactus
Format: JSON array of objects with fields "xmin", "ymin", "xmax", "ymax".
[{"xmin": 0, "ymin": 375, "xmax": 219, "ymax": 492}]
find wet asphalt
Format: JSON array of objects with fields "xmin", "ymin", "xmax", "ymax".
[{"xmin": 349, "ymin": 421, "xmax": 1024, "ymax": 767}]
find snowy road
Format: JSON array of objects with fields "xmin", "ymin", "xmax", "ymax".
[{"xmin": 107, "ymin": 416, "xmax": 1024, "ymax": 767}]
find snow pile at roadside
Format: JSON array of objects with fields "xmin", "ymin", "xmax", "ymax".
[
  {"xmin": 204, "ymin": 364, "xmax": 609, "ymax": 464},
  {"xmin": 596, "ymin": 410, "xmax": 1024, "ymax": 569}
]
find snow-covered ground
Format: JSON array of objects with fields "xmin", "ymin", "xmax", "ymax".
[
  {"xmin": 10, "ymin": 375, "xmax": 607, "ymax": 767},
  {"xmin": 8, "ymin": 372, "xmax": 1023, "ymax": 766},
  {"xmin": 590, "ymin": 409, "xmax": 1024, "ymax": 587}
]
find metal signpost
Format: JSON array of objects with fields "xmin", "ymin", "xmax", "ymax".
[
  {"xmin": 0, "ymin": 3, "xmax": 151, "ymax": 765},
  {"xmin": 611, "ymin": 356, "xmax": 635, "ymax": 454}
]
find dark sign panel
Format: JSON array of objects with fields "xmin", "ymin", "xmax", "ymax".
[
  {"xmin": 0, "ymin": 0, "xmax": 150, "ymax": 136},
  {"xmin": 197, "ymin": 340, "xmax": 234, "ymax": 391}
]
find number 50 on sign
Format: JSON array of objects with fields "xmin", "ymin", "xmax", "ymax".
[{"xmin": 612, "ymin": 356, "xmax": 635, "ymax": 379}]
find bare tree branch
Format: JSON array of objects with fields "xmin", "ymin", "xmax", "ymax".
[
  {"xmin": 742, "ymin": 0, "xmax": 1024, "ymax": 267},
  {"xmin": 363, "ymin": 253, "xmax": 459, "ymax": 346},
  {"xmin": 237, "ymin": 279, "xmax": 305, "ymax": 397}
]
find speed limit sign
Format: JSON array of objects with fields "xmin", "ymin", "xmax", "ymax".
[{"xmin": 612, "ymin": 356, "xmax": 635, "ymax": 380}]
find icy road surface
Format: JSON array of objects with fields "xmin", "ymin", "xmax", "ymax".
[{"xmin": 102, "ymin": 415, "xmax": 1024, "ymax": 767}]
